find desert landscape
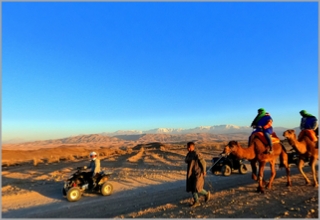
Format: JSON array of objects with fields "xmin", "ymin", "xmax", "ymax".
[{"xmin": 2, "ymin": 133, "xmax": 319, "ymax": 218}]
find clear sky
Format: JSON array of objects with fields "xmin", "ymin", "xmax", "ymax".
[{"xmin": 2, "ymin": 1, "xmax": 319, "ymax": 142}]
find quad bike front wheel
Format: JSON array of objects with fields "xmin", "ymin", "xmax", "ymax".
[
  {"xmin": 210, "ymin": 167, "xmax": 219, "ymax": 175},
  {"xmin": 221, "ymin": 164, "xmax": 232, "ymax": 176},
  {"xmin": 213, "ymin": 170, "xmax": 220, "ymax": 175},
  {"xmin": 67, "ymin": 187, "xmax": 82, "ymax": 202},
  {"xmin": 101, "ymin": 182, "xmax": 113, "ymax": 196},
  {"xmin": 239, "ymin": 164, "xmax": 247, "ymax": 174}
]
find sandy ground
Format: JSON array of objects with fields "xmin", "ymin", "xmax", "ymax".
[{"xmin": 2, "ymin": 143, "xmax": 319, "ymax": 218}]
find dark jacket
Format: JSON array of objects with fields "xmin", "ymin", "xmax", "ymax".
[
  {"xmin": 256, "ymin": 114, "xmax": 273, "ymax": 134},
  {"xmin": 300, "ymin": 116, "xmax": 318, "ymax": 130},
  {"xmin": 185, "ymin": 150, "xmax": 206, "ymax": 193}
]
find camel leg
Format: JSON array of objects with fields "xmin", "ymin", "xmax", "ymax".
[
  {"xmin": 281, "ymin": 149, "xmax": 292, "ymax": 186},
  {"xmin": 298, "ymin": 158, "xmax": 311, "ymax": 185},
  {"xmin": 251, "ymin": 160, "xmax": 258, "ymax": 181},
  {"xmin": 285, "ymin": 164, "xmax": 292, "ymax": 187},
  {"xmin": 266, "ymin": 160, "xmax": 276, "ymax": 189},
  {"xmin": 257, "ymin": 161, "xmax": 266, "ymax": 193},
  {"xmin": 253, "ymin": 158, "xmax": 268, "ymax": 185},
  {"xmin": 310, "ymin": 157, "xmax": 318, "ymax": 187}
]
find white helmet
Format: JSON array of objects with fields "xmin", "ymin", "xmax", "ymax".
[{"xmin": 90, "ymin": 151, "xmax": 97, "ymax": 158}]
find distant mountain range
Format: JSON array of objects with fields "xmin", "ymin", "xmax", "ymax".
[
  {"xmin": 3, "ymin": 124, "xmax": 299, "ymax": 145},
  {"xmin": 101, "ymin": 124, "xmax": 296, "ymax": 136}
]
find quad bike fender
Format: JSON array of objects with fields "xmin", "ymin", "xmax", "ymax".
[
  {"xmin": 222, "ymin": 159, "xmax": 232, "ymax": 168},
  {"xmin": 97, "ymin": 176, "xmax": 109, "ymax": 185}
]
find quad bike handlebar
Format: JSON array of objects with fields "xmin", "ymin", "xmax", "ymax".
[
  {"xmin": 206, "ymin": 154, "xmax": 226, "ymax": 173},
  {"xmin": 76, "ymin": 166, "xmax": 87, "ymax": 171}
]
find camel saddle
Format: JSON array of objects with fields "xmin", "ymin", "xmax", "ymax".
[
  {"xmin": 249, "ymin": 131, "xmax": 280, "ymax": 146},
  {"xmin": 298, "ymin": 129, "xmax": 318, "ymax": 142}
]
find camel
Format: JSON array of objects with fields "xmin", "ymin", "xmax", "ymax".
[
  {"xmin": 283, "ymin": 129, "xmax": 318, "ymax": 187},
  {"xmin": 223, "ymin": 138, "xmax": 291, "ymax": 193}
]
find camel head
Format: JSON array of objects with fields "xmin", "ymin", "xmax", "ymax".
[
  {"xmin": 223, "ymin": 141, "xmax": 239, "ymax": 155},
  {"xmin": 283, "ymin": 129, "xmax": 296, "ymax": 140}
]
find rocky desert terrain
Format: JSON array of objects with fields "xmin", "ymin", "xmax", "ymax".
[{"xmin": 2, "ymin": 133, "xmax": 319, "ymax": 218}]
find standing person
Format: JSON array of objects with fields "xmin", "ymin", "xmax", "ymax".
[
  {"xmin": 86, "ymin": 151, "xmax": 101, "ymax": 189},
  {"xmin": 185, "ymin": 142, "xmax": 210, "ymax": 208},
  {"xmin": 249, "ymin": 108, "xmax": 274, "ymax": 154}
]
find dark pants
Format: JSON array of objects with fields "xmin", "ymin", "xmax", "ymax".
[
  {"xmin": 228, "ymin": 157, "xmax": 234, "ymax": 169},
  {"xmin": 263, "ymin": 132, "xmax": 272, "ymax": 149},
  {"xmin": 249, "ymin": 130, "xmax": 272, "ymax": 150},
  {"xmin": 86, "ymin": 172, "xmax": 95, "ymax": 189}
]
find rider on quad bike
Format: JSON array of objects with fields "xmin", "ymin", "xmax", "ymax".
[
  {"xmin": 63, "ymin": 152, "xmax": 113, "ymax": 202},
  {"xmin": 85, "ymin": 151, "xmax": 101, "ymax": 190}
]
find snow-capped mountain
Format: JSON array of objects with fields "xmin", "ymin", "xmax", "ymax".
[
  {"xmin": 101, "ymin": 124, "xmax": 297, "ymax": 137},
  {"xmin": 101, "ymin": 130, "xmax": 143, "ymax": 136},
  {"xmin": 182, "ymin": 125, "xmax": 249, "ymax": 134},
  {"xmin": 3, "ymin": 125, "xmax": 299, "ymax": 145},
  {"xmin": 102, "ymin": 125, "xmax": 252, "ymax": 136}
]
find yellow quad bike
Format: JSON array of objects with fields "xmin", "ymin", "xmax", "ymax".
[{"xmin": 62, "ymin": 166, "xmax": 113, "ymax": 202}]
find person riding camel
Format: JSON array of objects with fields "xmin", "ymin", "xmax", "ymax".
[
  {"xmin": 250, "ymin": 108, "xmax": 274, "ymax": 154},
  {"xmin": 299, "ymin": 110, "xmax": 318, "ymax": 142}
]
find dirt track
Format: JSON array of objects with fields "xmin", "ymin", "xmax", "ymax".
[{"xmin": 2, "ymin": 145, "xmax": 319, "ymax": 218}]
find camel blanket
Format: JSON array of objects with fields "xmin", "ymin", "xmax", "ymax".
[
  {"xmin": 250, "ymin": 132, "xmax": 280, "ymax": 146},
  {"xmin": 298, "ymin": 129, "xmax": 318, "ymax": 142}
]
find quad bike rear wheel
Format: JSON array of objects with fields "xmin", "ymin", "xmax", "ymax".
[
  {"xmin": 67, "ymin": 187, "xmax": 82, "ymax": 202},
  {"xmin": 239, "ymin": 164, "xmax": 247, "ymax": 174},
  {"xmin": 221, "ymin": 164, "xmax": 232, "ymax": 176},
  {"xmin": 101, "ymin": 182, "xmax": 113, "ymax": 196}
]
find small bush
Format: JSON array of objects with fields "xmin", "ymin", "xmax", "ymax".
[
  {"xmin": 2, "ymin": 161, "xmax": 10, "ymax": 167},
  {"xmin": 33, "ymin": 157, "xmax": 39, "ymax": 166},
  {"xmin": 66, "ymin": 155, "xmax": 75, "ymax": 161},
  {"xmin": 74, "ymin": 155, "xmax": 84, "ymax": 159},
  {"xmin": 47, "ymin": 155, "xmax": 60, "ymax": 164}
]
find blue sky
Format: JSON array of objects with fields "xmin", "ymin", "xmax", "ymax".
[{"xmin": 2, "ymin": 2, "xmax": 319, "ymax": 142}]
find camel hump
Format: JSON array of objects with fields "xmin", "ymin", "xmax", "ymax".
[
  {"xmin": 298, "ymin": 129, "xmax": 318, "ymax": 142},
  {"xmin": 250, "ymin": 132, "xmax": 280, "ymax": 146},
  {"xmin": 271, "ymin": 132, "xmax": 279, "ymax": 139},
  {"xmin": 271, "ymin": 132, "xmax": 281, "ymax": 143}
]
